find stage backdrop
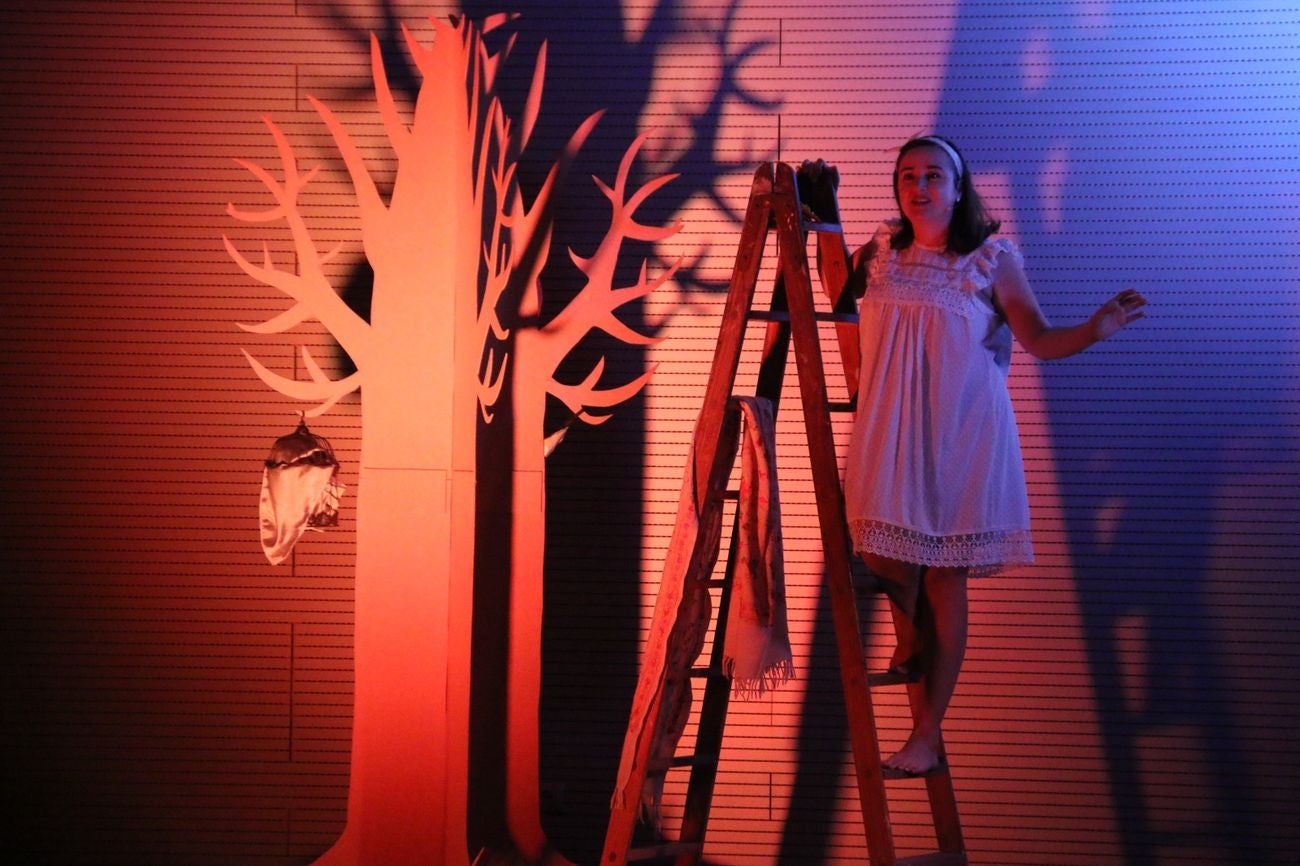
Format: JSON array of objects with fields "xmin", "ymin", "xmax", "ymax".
[{"xmin": 2, "ymin": 2, "xmax": 1297, "ymax": 865}]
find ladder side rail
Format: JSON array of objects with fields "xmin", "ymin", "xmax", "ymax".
[
  {"xmin": 602, "ymin": 405, "xmax": 744, "ymax": 866},
  {"xmin": 691, "ymin": 165, "xmax": 776, "ymax": 506},
  {"xmin": 754, "ymin": 273, "xmax": 791, "ymax": 411},
  {"xmin": 813, "ymin": 229, "xmax": 861, "ymax": 405},
  {"xmin": 771, "ymin": 165, "xmax": 898, "ymax": 866},
  {"xmin": 677, "ymin": 201, "xmax": 801, "ymax": 863},
  {"xmin": 800, "ymin": 165, "xmax": 968, "ymax": 862},
  {"xmin": 604, "ymin": 166, "xmax": 776, "ymax": 866},
  {"xmin": 672, "ymin": 507, "xmax": 743, "ymax": 866},
  {"xmin": 908, "ymin": 681, "xmax": 965, "ymax": 855},
  {"xmin": 675, "ymin": 251, "xmax": 801, "ymax": 862}
]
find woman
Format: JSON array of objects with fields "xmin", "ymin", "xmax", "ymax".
[{"xmin": 839, "ymin": 136, "xmax": 1146, "ymax": 774}]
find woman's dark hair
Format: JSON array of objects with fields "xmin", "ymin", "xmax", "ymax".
[{"xmin": 891, "ymin": 135, "xmax": 1000, "ymax": 255}]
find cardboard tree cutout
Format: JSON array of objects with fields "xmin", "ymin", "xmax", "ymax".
[{"xmin": 225, "ymin": 14, "xmax": 678, "ymax": 865}]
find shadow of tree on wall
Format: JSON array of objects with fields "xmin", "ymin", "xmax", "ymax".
[
  {"xmin": 932, "ymin": 2, "xmax": 1300, "ymax": 863},
  {"xmin": 464, "ymin": 5, "xmax": 778, "ymax": 860}
]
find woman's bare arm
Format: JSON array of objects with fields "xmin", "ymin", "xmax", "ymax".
[{"xmin": 994, "ymin": 248, "xmax": 1146, "ymax": 360}]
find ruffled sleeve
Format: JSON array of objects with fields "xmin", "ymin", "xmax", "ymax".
[
  {"xmin": 866, "ymin": 221, "xmax": 898, "ymax": 285},
  {"xmin": 964, "ymin": 236, "xmax": 1022, "ymax": 295}
]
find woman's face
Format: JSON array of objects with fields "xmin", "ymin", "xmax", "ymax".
[{"xmin": 895, "ymin": 145, "xmax": 961, "ymax": 231}]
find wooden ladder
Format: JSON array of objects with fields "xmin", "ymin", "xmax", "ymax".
[{"xmin": 602, "ymin": 161, "xmax": 967, "ymax": 866}]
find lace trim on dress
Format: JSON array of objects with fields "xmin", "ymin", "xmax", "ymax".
[
  {"xmin": 869, "ymin": 265, "xmax": 978, "ymax": 318},
  {"xmin": 849, "ymin": 519, "xmax": 1033, "ymax": 577},
  {"xmin": 867, "ymin": 223, "xmax": 1022, "ymax": 304},
  {"xmin": 866, "ymin": 224, "xmax": 1023, "ymax": 321}
]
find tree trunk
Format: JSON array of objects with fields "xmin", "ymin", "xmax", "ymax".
[
  {"xmin": 503, "ymin": 332, "xmax": 574, "ymax": 865},
  {"xmin": 311, "ymin": 103, "xmax": 482, "ymax": 860}
]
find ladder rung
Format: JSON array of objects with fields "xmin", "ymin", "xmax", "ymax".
[
  {"xmin": 827, "ymin": 401, "xmax": 855, "ymax": 413},
  {"xmin": 654, "ymin": 753, "xmax": 718, "ymax": 771},
  {"xmin": 645, "ymin": 753, "xmax": 718, "ymax": 775},
  {"xmin": 854, "ymin": 575, "xmax": 886, "ymax": 595},
  {"xmin": 895, "ymin": 853, "xmax": 966, "ymax": 866},
  {"xmin": 866, "ymin": 666, "xmax": 922, "ymax": 688},
  {"xmin": 667, "ymin": 665, "xmax": 725, "ymax": 684},
  {"xmin": 799, "ymin": 219, "xmax": 843, "ymax": 234},
  {"xmin": 627, "ymin": 841, "xmax": 703, "ymax": 863},
  {"xmin": 746, "ymin": 309, "xmax": 858, "ymax": 324},
  {"xmin": 672, "ymin": 753, "xmax": 718, "ymax": 768},
  {"xmin": 895, "ymin": 852, "xmax": 967, "ymax": 866},
  {"xmin": 882, "ymin": 760, "xmax": 950, "ymax": 781},
  {"xmin": 706, "ymin": 483, "xmax": 735, "ymax": 500}
]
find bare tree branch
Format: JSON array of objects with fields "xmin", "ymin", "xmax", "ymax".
[
  {"xmin": 518, "ymin": 133, "xmax": 680, "ymax": 423},
  {"xmin": 242, "ymin": 349, "xmax": 362, "ymax": 417},
  {"xmin": 235, "ymin": 302, "xmax": 313, "ymax": 336},
  {"xmin": 548, "ymin": 358, "xmax": 658, "ymax": 422},
  {"xmin": 226, "ymin": 115, "xmax": 372, "ymax": 402},
  {"xmin": 308, "ymin": 96, "xmax": 389, "ymax": 271},
  {"xmin": 539, "ymin": 133, "xmax": 681, "ymax": 372},
  {"xmin": 371, "ymin": 32, "xmax": 414, "ymax": 164}
]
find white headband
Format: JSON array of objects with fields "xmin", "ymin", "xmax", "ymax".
[{"xmin": 917, "ymin": 136, "xmax": 964, "ymax": 183}]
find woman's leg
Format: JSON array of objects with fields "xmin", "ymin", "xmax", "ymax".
[
  {"xmin": 860, "ymin": 553, "xmax": 924, "ymax": 670},
  {"xmin": 886, "ymin": 566, "xmax": 969, "ymax": 774}
]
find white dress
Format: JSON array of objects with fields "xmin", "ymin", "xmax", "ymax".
[{"xmin": 843, "ymin": 221, "xmax": 1033, "ymax": 576}]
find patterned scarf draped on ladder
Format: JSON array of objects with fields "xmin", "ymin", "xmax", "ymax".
[{"xmin": 613, "ymin": 395, "xmax": 794, "ymax": 826}]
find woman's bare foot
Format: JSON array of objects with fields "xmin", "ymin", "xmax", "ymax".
[{"xmin": 883, "ymin": 729, "xmax": 942, "ymax": 775}]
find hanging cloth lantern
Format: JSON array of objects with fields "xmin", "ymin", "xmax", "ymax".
[{"xmin": 259, "ymin": 418, "xmax": 345, "ymax": 565}]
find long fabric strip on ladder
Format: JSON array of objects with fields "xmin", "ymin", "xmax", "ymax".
[{"xmin": 724, "ymin": 397, "xmax": 794, "ymax": 698}]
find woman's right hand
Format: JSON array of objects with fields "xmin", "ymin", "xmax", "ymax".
[{"xmin": 1090, "ymin": 289, "xmax": 1148, "ymax": 342}]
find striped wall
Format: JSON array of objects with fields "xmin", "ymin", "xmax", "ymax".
[{"xmin": 1, "ymin": 2, "xmax": 1297, "ymax": 865}]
